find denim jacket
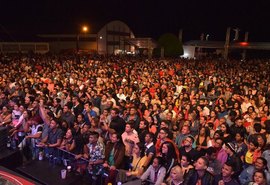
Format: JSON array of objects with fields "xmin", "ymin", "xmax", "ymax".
[{"xmin": 239, "ymin": 165, "xmax": 270, "ymax": 185}]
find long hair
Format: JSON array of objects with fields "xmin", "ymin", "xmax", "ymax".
[
  {"xmin": 161, "ymin": 141, "xmax": 177, "ymax": 160},
  {"xmin": 199, "ymin": 126, "xmax": 210, "ymax": 138},
  {"xmin": 135, "ymin": 142, "xmax": 146, "ymax": 158},
  {"xmin": 220, "ymin": 123, "xmax": 231, "ymax": 134}
]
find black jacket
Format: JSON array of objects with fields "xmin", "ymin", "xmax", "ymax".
[{"xmin": 183, "ymin": 170, "xmax": 214, "ymax": 185}]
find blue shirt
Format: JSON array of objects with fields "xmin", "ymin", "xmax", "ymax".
[{"xmin": 82, "ymin": 109, "xmax": 97, "ymax": 125}]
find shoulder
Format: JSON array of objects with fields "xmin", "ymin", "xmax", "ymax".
[
  {"xmin": 97, "ymin": 141, "xmax": 105, "ymax": 148},
  {"xmin": 214, "ymin": 174, "xmax": 222, "ymax": 181},
  {"xmin": 56, "ymin": 129, "xmax": 63, "ymax": 135},
  {"xmin": 230, "ymin": 179, "xmax": 240, "ymax": 185},
  {"xmin": 148, "ymin": 145, "xmax": 156, "ymax": 151},
  {"xmin": 160, "ymin": 166, "xmax": 166, "ymax": 172},
  {"xmin": 133, "ymin": 134, "xmax": 139, "ymax": 139},
  {"xmin": 105, "ymin": 142, "xmax": 113, "ymax": 148},
  {"xmin": 142, "ymin": 156, "xmax": 148, "ymax": 161}
]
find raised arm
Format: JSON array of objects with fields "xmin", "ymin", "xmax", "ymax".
[{"xmin": 39, "ymin": 101, "xmax": 50, "ymax": 125}]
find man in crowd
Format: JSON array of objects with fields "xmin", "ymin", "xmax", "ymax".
[
  {"xmin": 206, "ymin": 147, "xmax": 222, "ymax": 176},
  {"xmin": 106, "ymin": 108, "xmax": 126, "ymax": 135},
  {"xmin": 61, "ymin": 104, "xmax": 75, "ymax": 128},
  {"xmin": 37, "ymin": 118, "xmax": 63, "ymax": 157},
  {"xmin": 121, "ymin": 121, "xmax": 140, "ymax": 169},
  {"xmin": 143, "ymin": 132, "xmax": 156, "ymax": 169},
  {"xmin": 214, "ymin": 161, "xmax": 240, "ymax": 185},
  {"xmin": 184, "ymin": 156, "xmax": 214, "ymax": 185},
  {"xmin": 214, "ymin": 138, "xmax": 228, "ymax": 165},
  {"xmin": 239, "ymin": 157, "xmax": 270, "ymax": 185},
  {"xmin": 179, "ymin": 135, "xmax": 198, "ymax": 163},
  {"xmin": 84, "ymin": 131, "xmax": 105, "ymax": 184},
  {"xmin": 82, "ymin": 101, "xmax": 97, "ymax": 125}
]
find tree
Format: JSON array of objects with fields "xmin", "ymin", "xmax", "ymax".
[{"xmin": 154, "ymin": 33, "xmax": 183, "ymax": 58}]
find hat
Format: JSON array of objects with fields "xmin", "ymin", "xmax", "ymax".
[
  {"xmin": 185, "ymin": 135, "xmax": 195, "ymax": 144},
  {"xmin": 225, "ymin": 142, "xmax": 236, "ymax": 153}
]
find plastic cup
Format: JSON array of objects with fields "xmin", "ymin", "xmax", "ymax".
[{"xmin": 61, "ymin": 169, "xmax": 67, "ymax": 179}]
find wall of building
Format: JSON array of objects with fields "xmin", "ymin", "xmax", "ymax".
[
  {"xmin": 0, "ymin": 42, "xmax": 49, "ymax": 54},
  {"xmin": 182, "ymin": 45, "xmax": 195, "ymax": 58},
  {"xmin": 97, "ymin": 20, "xmax": 135, "ymax": 55},
  {"xmin": 49, "ymin": 41, "xmax": 97, "ymax": 53}
]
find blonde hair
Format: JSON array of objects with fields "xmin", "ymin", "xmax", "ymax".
[{"xmin": 170, "ymin": 165, "xmax": 183, "ymax": 181}]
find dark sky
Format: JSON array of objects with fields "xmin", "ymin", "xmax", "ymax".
[{"xmin": 1, "ymin": 0, "xmax": 270, "ymax": 42}]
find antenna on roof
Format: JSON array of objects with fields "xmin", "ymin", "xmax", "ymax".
[{"xmin": 233, "ymin": 28, "xmax": 240, "ymax": 41}]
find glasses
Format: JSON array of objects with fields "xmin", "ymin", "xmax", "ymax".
[{"xmin": 159, "ymin": 132, "xmax": 166, "ymax": 134}]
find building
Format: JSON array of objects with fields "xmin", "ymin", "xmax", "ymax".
[
  {"xmin": 0, "ymin": 42, "xmax": 49, "ymax": 54},
  {"xmin": 0, "ymin": 20, "xmax": 158, "ymax": 56},
  {"xmin": 182, "ymin": 40, "xmax": 270, "ymax": 59},
  {"xmin": 38, "ymin": 20, "xmax": 137, "ymax": 55}
]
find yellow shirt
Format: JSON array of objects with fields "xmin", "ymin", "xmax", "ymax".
[
  {"xmin": 130, "ymin": 155, "xmax": 147, "ymax": 176},
  {"xmin": 245, "ymin": 150, "xmax": 253, "ymax": 164}
]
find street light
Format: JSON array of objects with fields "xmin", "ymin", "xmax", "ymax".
[
  {"xmin": 76, "ymin": 25, "xmax": 89, "ymax": 53},
  {"xmin": 82, "ymin": 26, "xmax": 88, "ymax": 33}
]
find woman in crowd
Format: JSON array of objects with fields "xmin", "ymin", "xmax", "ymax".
[
  {"xmin": 90, "ymin": 117, "xmax": 102, "ymax": 135},
  {"xmin": 60, "ymin": 128, "xmax": 76, "ymax": 152},
  {"xmin": 207, "ymin": 110, "xmax": 220, "ymax": 130},
  {"xmin": 220, "ymin": 123, "xmax": 233, "ymax": 143},
  {"xmin": 262, "ymin": 105, "xmax": 270, "ymax": 117},
  {"xmin": 180, "ymin": 154, "xmax": 194, "ymax": 179},
  {"xmin": 140, "ymin": 157, "xmax": 166, "ymax": 185},
  {"xmin": 11, "ymin": 103, "xmax": 22, "ymax": 126},
  {"xmin": 188, "ymin": 113, "xmax": 199, "ymax": 137},
  {"xmin": 117, "ymin": 142, "xmax": 147, "ymax": 183},
  {"xmin": 195, "ymin": 126, "xmax": 211, "ymax": 157},
  {"xmin": 160, "ymin": 141, "xmax": 178, "ymax": 178},
  {"xmin": 233, "ymin": 101, "xmax": 241, "ymax": 113},
  {"xmin": 247, "ymin": 170, "xmax": 268, "ymax": 185},
  {"xmin": 162, "ymin": 165, "xmax": 184, "ymax": 185}
]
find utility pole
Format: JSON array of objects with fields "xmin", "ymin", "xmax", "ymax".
[
  {"xmin": 178, "ymin": 29, "xmax": 183, "ymax": 43},
  {"xmin": 224, "ymin": 27, "xmax": 231, "ymax": 60},
  {"xmin": 242, "ymin": 32, "xmax": 249, "ymax": 61},
  {"xmin": 233, "ymin": 28, "xmax": 240, "ymax": 41},
  {"xmin": 76, "ymin": 34, "xmax": 79, "ymax": 53}
]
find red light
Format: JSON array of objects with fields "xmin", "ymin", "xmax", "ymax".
[{"xmin": 240, "ymin": 42, "xmax": 248, "ymax": 46}]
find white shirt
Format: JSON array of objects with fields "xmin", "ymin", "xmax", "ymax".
[{"xmin": 117, "ymin": 93, "xmax": 126, "ymax": 101}]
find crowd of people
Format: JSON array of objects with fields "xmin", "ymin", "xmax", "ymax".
[{"xmin": 0, "ymin": 53, "xmax": 270, "ymax": 185}]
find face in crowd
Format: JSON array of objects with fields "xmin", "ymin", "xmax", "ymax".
[{"xmin": 194, "ymin": 157, "xmax": 208, "ymax": 171}]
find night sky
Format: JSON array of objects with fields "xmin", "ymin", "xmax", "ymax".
[{"xmin": 1, "ymin": 0, "xmax": 270, "ymax": 42}]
